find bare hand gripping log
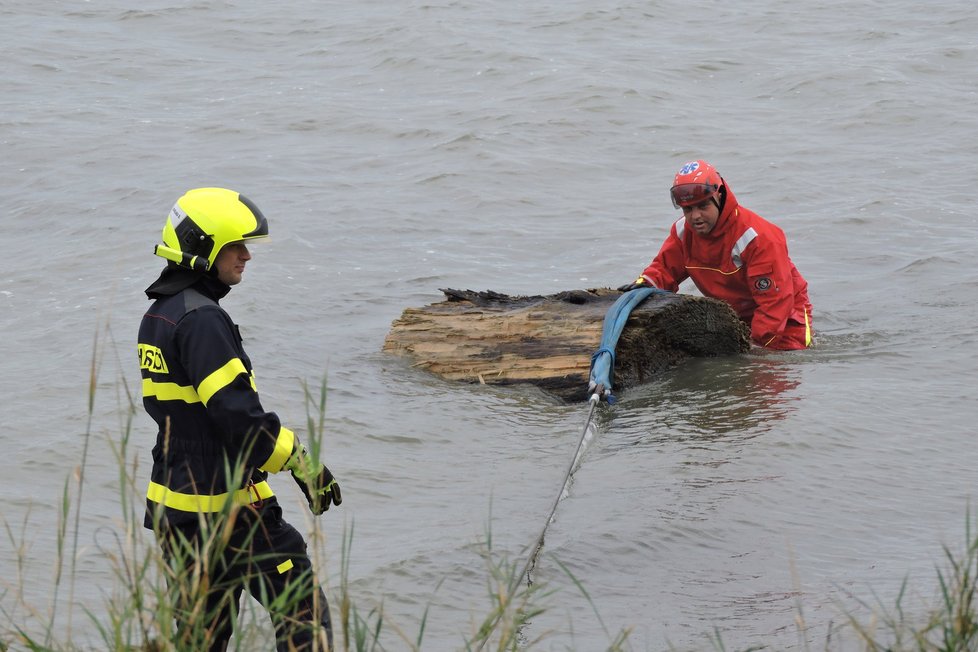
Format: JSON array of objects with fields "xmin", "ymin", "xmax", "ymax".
[{"xmin": 383, "ymin": 287, "xmax": 750, "ymax": 401}]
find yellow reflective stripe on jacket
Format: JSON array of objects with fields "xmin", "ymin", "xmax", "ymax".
[
  {"xmin": 142, "ymin": 361, "xmax": 255, "ymax": 406},
  {"xmin": 762, "ymin": 307, "xmax": 812, "ymax": 348},
  {"xmin": 804, "ymin": 308, "xmax": 812, "ymax": 347},
  {"xmin": 142, "ymin": 378, "xmax": 201, "ymax": 403},
  {"xmin": 146, "ymin": 480, "xmax": 274, "ymax": 513},
  {"xmin": 259, "ymin": 426, "xmax": 295, "ymax": 473},
  {"xmin": 197, "ymin": 358, "xmax": 249, "ymax": 406}
]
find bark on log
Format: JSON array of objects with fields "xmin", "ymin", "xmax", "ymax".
[{"xmin": 383, "ymin": 288, "xmax": 751, "ymax": 402}]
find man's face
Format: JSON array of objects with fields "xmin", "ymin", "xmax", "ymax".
[
  {"xmin": 214, "ymin": 242, "xmax": 251, "ymax": 285},
  {"xmin": 681, "ymin": 198, "xmax": 721, "ymax": 235}
]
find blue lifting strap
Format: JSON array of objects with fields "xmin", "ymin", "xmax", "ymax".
[{"xmin": 588, "ymin": 287, "xmax": 669, "ymax": 403}]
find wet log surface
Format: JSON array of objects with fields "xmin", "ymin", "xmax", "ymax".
[{"xmin": 383, "ymin": 288, "xmax": 751, "ymax": 402}]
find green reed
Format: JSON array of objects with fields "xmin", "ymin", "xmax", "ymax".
[
  {"xmin": 5, "ymin": 336, "xmax": 978, "ymax": 652},
  {"xmin": 833, "ymin": 509, "xmax": 978, "ymax": 652},
  {"xmin": 0, "ymin": 328, "xmax": 630, "ymax": 651},
  {"xmin": 26, "ymin": 325, "xmax": 978, "ymax": 652}
]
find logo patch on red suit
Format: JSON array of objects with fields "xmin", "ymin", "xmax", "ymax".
[{"xmin": 753, "ymin": 277, "xmax": 772, "ymax": 291}]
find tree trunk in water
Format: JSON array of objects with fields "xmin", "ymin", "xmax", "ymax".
[{"xmin": 382, "ymin": 288, "xmax": 751, "ymax": 402}]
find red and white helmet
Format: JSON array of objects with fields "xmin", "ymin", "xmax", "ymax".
[{"xmin": 670, "ymin": 160, "xmax": 723, "ymax": 209}]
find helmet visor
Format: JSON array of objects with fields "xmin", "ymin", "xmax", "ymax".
[{"xmin": 671, "ymin": 182, "xmax": 719, "ymax": 209}]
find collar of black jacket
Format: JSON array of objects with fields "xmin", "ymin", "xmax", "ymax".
[{"xmin": 145, "ymin": 264, "xmax": 232, "ymax": 301}]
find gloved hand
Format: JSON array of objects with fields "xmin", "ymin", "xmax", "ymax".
[
  {"xmin": 286, "ymin": 444, "xmax": 342, "ymax": 515},
  {"xmin": 617, "ymin": 278, "xmax": 647, "ymax": 292}
]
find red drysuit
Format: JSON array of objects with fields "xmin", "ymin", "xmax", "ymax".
[{"xmin": 639, "ymin": 184, "xmax": 813, "ymax": 350}]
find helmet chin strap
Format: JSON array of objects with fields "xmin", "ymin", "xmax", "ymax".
[{"xmin": 712, "ymin": 185, "xmax": 727, "ymax": 214}]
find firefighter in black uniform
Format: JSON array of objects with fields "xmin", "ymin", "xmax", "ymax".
[{"xmin": 137, "ymin": 187, "xmax": 341, "ymax": 651}]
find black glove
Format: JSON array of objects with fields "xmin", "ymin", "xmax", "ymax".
[
  {"xmin": 292, "ymin": 465, "xmax": 342, "ymax": 515},
  {"xmin": 286, "ymin": 445, "xmax": 342, "ymax": 515},
  {"xmin": 617, "ymin": 278, "xmax": 647, "ymax": 292}
]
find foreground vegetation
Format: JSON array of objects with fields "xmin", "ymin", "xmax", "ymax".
[
  {"xmin": 0, "ymin": 337, "xmax": 629, "ymax": 651},
  {"xmin": 3, "ymin": 335, "xmax": 978, "ymax": 650}
]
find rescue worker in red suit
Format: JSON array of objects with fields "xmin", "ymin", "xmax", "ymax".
[{"xmin": 618, "ymin": 160, "xmax": 813, "ymax": 350}]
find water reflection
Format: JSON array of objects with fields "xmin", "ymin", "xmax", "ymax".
[
  {"xmin": 598, "ymin": 353, "xmax": 803, "ymax": 449},
  {"xmin": 539, "ymin": 353, "xmax": 813, "ymax": 651}
]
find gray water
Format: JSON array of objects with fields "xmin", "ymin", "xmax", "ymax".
[{"xmin": 2, "ymin": 1, "xmax": 977, "ymax": 650}]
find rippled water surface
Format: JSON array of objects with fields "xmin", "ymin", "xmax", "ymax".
[{"xmin": 2, "ymin": 1, "xmax": 977, "ymax": 650}]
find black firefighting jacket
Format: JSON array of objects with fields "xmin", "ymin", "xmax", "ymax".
[{"xmin": 137, "ymin": 271, "xmax": 294, "ymax": 529}]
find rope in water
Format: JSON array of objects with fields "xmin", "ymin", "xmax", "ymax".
[
  {"xmin": 475, "ymin": 390, "xmax": 601, "ymax": 652},
  {"xmin": 518, "ymin": 391, "xmax": 600, "ymax": 585},
  {"xmin": 476, "ymin": 288, "xmax": 664, "ymax": 649}
]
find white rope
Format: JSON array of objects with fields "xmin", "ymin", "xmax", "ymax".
[{"xmin": 476, "ymin": 390, "xmax": 603, "ymax": 650}]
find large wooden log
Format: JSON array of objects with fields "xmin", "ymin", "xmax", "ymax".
[{"xmin": 383, "ymin": 288, "xmax": 751, "ymax": 402}]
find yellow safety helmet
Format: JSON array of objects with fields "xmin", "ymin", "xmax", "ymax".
[{"xmin": 154, "ymin": 188, "xmax": 269, "ymax": 272}]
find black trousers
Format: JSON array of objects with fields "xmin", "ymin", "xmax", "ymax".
[{"xmin": 160, "ymin": 504, "xmax": 333, "ymax": 651}]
